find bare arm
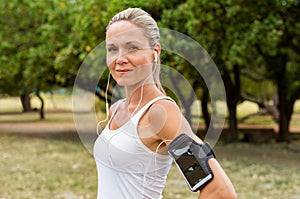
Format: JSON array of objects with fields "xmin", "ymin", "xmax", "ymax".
[
  {"xmin": 198, "ymin": 158, "xmax": 236, "ymax": 199},
  {"xmin": 175, "ymin": 105, "xmax": 236, "ymax": 198},
  {"xmin": 148, "ymin": 100, "xmax": 236, "ymax": 199}
]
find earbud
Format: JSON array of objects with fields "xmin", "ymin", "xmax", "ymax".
[{"xmin": 154, "ymin": 51, "xmax": 158, "ymax": 63}]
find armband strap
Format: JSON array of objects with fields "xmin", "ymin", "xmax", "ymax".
[
  {"xmin": 190, "ymin": 141, "xmax": 216, "ymax": 179},
  {"xmin": 202, "ymin": 142, "xmax": 216, "ymax": 159}
]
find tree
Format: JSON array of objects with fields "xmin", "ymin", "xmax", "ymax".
[
  {"xmin": 0, "ymin": 0, "xmax": 75, "ymax": 118},
  {"xmin": 268, "ymin": 1, "xmax": 300, "ymax": 142},
  {"xmin": 160, "ymin": 0, "xmax": 243, "ymax": 141},
  {"xmin": 161, "ymin": 0, "xmax": 300, "ymax": 142},
  {"xmin": 234, "ymin": 0, "xmax": 300, "ymax": 141}
]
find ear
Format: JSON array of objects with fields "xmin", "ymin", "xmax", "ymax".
[{"xmin": 153, "ymin": 43, "xmax": 161, "ymax": 59}]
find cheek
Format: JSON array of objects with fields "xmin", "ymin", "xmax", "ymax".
[
  {"xmin": 132, "ymin": 54, "xmax": 152, "ymax": 67},
  {"xmin": 106, "ymin": 54, "xmax": 115, "ymax": 67},
  {"xmin": 106, "ymin": 58, "xmax": 115, "ymax": 77}
]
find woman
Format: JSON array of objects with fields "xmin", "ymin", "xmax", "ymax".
[{"xmin": 94, "ymin": 8, "xmax": 236, "ymax": 199}]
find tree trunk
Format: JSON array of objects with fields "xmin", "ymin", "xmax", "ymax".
[
  {"xmin": 201, "ymin": 87, "xmax": 210, "ymax": 130},
  {"xmin": 184, "ymin": 103, "xmax": 192, "ymax": 126},
  {"xmin": 278, "ymin": 109, "xmax": 290, "ymax": 142},
  {"xmin": 180, "ymin": 94, "xmax": 195, "ymax": 126},
  {"xmin": 20, "ymin": 92, "xmax": 32, "ymax": 112},
  {"xmin": 276, "ymin": 63, "xmax": 291, "ymax": 142},
  {"xmin": 169, "ymin": 70, "xmax": 195, "ymax": 125},
  {"xmin": 227, "ymin": 104, "xmax": 238, "ymax": 141},
  {"xmin": 222, "ymin": 65, "xmax": 240, "ymax": 142},
  {"xmin": 240, "ymin": 92, "xmax": 279, "ymax": 122},
  {"xmin": 36, "ymin": 91, "xmax": 45, "ymax": 120}
]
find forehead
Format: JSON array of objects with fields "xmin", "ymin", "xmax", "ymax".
[{"xmin": 106, "ymin": 21, "xmax": 149, "ymax": 45}]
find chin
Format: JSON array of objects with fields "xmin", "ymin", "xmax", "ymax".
[
  {"xmin": 115, "ymin": 79, "xmax": 133, "ymax": 87},
  {"xmin": 116, "ymin": 79, "xmax": 144, "ymax": 88}
]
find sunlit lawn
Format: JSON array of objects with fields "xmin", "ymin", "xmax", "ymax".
[
  {"xmin": 0, "ymin": 133, "xmax": 97, "ymax": 199},
  {"xmin": 1, "ymin": 132, "xmax": 300, "ymax": 199},
  {"xmin": 1, "ymin": 96, "xmax": 300, "ymax": 198}
]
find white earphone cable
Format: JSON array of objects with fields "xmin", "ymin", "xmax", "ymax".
[
  {"xmin": 97, "ymin": 73, "xmax": 111, "ymax": 136},
  {"xmin": 130, "ymin": 51, "xmax": 158, "ymax": 117},
  {"xmin": 143, "ymin": 139, "xmax": 172, "ymax": 186}
]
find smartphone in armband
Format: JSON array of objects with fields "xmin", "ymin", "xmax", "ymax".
[{"xmin": 167, "ymin": 134, "xmax": 215, "ymax": 192}]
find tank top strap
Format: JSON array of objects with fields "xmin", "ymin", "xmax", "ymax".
[
  {"xmin": 131, "ymin": 96, "xmax": 174, "ymax": 124},
  {"xmin": 108, "ymin": 99, "xmax": 125, "ymax": 121}
]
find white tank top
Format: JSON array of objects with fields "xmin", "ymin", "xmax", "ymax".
[{"xmin": 94, "ymin": 96, "xmax": 173, "ymax": 199}]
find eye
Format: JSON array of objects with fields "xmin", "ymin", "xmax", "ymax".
[
  {"xmin": 128, "ymin": 45, "xmax": 138, "ymax": 51},
  {"xmin": 107, "ymin": 47, "xmax": 118, "ymax": 52}
]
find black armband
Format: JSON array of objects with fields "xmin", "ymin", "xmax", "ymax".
[
  {"xmin": 189, "ymin": 141, "xmax": 216, "ymax": 179},
  {"xmin": 168, "ymin": 134, "xmax": 216, "ymax": 192}
]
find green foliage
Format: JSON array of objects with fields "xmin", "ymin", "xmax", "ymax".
[
  {"xmin": 1, "ymin": 0, "xmax": 300, "ymax": 139},
  {"xmin": 159, "ymin": 0, "xmax": 300, "ymax": 140},
  {"xmin": 160, "ymin": 0, "xmax": 299, "ymax": 84},
  {"xmin": 0, "ymin": 0, "xmax": 72, "ymax": 95},
  {"xmin": 1, "ymin": 0, "xmax": 299, "ymax": 96}
]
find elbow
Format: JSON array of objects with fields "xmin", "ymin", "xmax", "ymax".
[
  {"xmin": 216, "ymin": 190, "xmax": 237, "ymax": 199},
  {"xmin": 212, "ymin": 185, "xmax": 237, "ymax": 199},
  {"xmin": 221, "ymin": 186, "xmax": 237, "ymax": 199},
  {"xmin": 226, "ymin": 190, "xmax": 237, "ymax": 199},
  {"xmin": 220, "ymin": 184, "xmax": 237, "ymax": 199},
  {"xmin": 198, "ymin": 185, "xmax": 237, "ymax": 199}
]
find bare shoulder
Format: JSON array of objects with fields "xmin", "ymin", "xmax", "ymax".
[
  {"xmin": 147, "ymin": 98, "xmax": 183, "ymax": 140},
  {"xmin": 148, "ymin": 98, "xmax": 202, "ymax": 143},
  {"xmin": 150, "ymin": 98, "xmax": 182, "ymax": 120},
  {"xmin": 152, "ymin": 98, "xmax": 181, "ymax": 114}
]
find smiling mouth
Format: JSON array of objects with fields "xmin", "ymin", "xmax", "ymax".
[{"xmin": 116, "ymin": 69, "xmax": 133, "ymax": 74}]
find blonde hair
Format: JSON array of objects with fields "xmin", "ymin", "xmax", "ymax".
[{"xmin": 106, "ymin": 8, "xmax": 165, "ymax": 94}]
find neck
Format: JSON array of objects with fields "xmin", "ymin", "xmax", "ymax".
[
  {"xmin": 125, "ymin": 81, "xmax": 155, "ymax": 104},
  {"xmin": 123, "ymin": 81, "xmax": 164, "ymax": 115}
]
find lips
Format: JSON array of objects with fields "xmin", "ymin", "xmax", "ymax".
[{"xmin": 116, "ymin": 69, "xmax": 133, "ymax": 74}]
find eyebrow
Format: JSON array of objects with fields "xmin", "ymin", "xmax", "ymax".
[
  {"xmin": 106, "ymin": 40, "xmax": 144, "ymax": 46},
  {"xmin": 125, "ymin": 41, "xmax": 142, "ymax": 45}
]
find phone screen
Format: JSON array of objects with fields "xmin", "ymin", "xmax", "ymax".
[{"xmin": 170, "ymin": 146, "xmax": 211, "ymax": 189}]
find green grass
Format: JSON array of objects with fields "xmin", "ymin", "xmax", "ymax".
[
  {"xmin": 1, "ymin": 96, "xmax": 300, "ymax": 198},
  {"xmin": 0, "ymin": 93, "xmax": 86, "ymax": 113},
  {"xmin": 1, "ymin": 133, "xmax": 300, "ymax": 199},
  {"xmin": 221, "ymin": 160, "xmax": 300, "ymax": 199},
  {"xmin": 0, "ymin": 133, "xmax": 97, "ymax": 199}
]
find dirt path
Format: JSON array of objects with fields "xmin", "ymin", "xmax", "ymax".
[
  {"xmin": 1, "ymin": 112, "xmax": 300, "ymax": 168},
  {"xmin": 0, "ymin": 121, "xmax": 76, "ymax": 134}
]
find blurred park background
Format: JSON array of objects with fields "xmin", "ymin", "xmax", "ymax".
[{"xmin": 1, "ymin": 0, "xmax": 300, "ymax": 198}]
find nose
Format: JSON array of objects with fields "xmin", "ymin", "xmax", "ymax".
[{"xmin": 115, "ymin": 51, "xmax": 129, "ymax": 65}]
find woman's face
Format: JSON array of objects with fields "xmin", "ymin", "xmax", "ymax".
[{"xmin": 106, "ymin": 20, "xmax": 156, "ymax": 87}]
